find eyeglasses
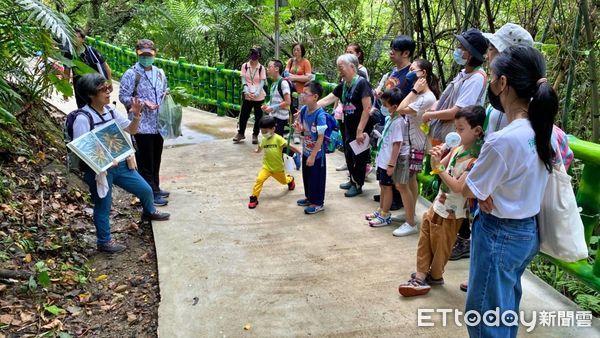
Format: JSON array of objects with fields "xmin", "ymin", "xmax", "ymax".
[{"xmin": 96, "ymin": 83, "xmax": 112, "ymax": 93}]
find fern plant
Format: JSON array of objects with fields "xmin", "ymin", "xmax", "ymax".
[{"xmin": 0, "ymin": 0, "xmax": 75, "ymax": 123}]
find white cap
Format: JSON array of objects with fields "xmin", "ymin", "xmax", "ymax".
[{"xmin": 482, "ymin": 23, "xmax": 534, "ymax": 53}]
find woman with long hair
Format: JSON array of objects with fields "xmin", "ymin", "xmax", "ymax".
[{"xmin": 462, "ymin": 45, "xmax": 558, "ymax": 337}]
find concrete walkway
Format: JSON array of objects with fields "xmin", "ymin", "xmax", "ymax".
[{"xmin": 48, "ymin": 85, "xmax": 598, "ymax": 337}]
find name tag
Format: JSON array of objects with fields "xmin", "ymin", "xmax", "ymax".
[{"xmin": 343, "ymin": 103, "xmax": 356, "ymax": 115}]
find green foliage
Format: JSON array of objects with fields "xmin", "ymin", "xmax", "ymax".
[
  {"xmin": 0, "ymin": 0, "xmax": 77, "ymax": 128},
  {"xmin": 170, "ymin": 86, "xmax": 193, "ymax": 106},
  {"xmin": 43, "ymin": 304, "xmax": 65, "ymax": 316},
  {"xmin": 530, "ymin": 256, "xmax": 600, "ymax": 315},
  {"xmin": 35, "ymin": 260, "xmax": 50, "ymax": 287}
]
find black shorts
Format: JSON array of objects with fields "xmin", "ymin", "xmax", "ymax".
[{"xmin": 376, "ymin": 167, "xmax": 394, "ymax": 186}]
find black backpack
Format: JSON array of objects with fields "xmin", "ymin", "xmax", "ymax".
[{"xmin": 64, "ymin": 107, "xmax": 115, "ymax": 173}]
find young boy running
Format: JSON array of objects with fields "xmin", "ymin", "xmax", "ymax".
[
  {"xmin": 248, "ymin": 116, "xmax": 301, "ymax": 209},
  {"xmin": 294, "ymin": 82, "xmax": 328, "ymax": 214}
]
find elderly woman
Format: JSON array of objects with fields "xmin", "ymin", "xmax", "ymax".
[
  {"xmin": 318, "ymin": 53, "xmax": 373, "ymax": 197},
  {"xmin": 73, "ymin": 73, "xmax": 170, "ymax": 254}
]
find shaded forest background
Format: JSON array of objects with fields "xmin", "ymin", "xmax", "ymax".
[{"xmin": 63, "ymin": 0, "xmax": 599, "ymax": 141}]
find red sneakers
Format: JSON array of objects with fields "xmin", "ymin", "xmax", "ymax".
[
  {"xmin": 287, "ymin": 176, "xmax": 295, "ymax": 190},
  {"xmin": 248, "ymin": 196, "xmax": 259, "ymax": 209}
]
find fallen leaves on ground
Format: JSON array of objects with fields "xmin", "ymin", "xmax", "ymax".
[{"xmin": 1, "ymin": 126, "xmax": 160, "ymax": 337}]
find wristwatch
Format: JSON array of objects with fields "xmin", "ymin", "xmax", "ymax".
[{"xmin": 411, "ymin": 89, "xmax": 419, "ymax": 95}]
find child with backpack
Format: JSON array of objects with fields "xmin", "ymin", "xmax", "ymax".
[
  {"xmin": 398, "ymin": 105, "xmax": 484, "ymax": 297},
  {"xmin": 294, "ymin": 82, "xmax": 335, "ymax": 214},
  {"xmin": 365, "ymin": 88, "xmax": 410, "ymax": 227},
  {"xmin": 262, "ymin": 60, "xmax": 292, "ymax": 137},
  {"xmin": 248, "ymin": 116, "xmax": 301, "ymax": 209}
]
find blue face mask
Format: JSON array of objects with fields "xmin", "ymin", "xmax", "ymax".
[
  {"xmin": 453, "ymin": 48, "xmax": 467, "ymax": 66},
  {"xmin": 405, "ymin": 71, "xmax": 417, "ymax": 83},
  {"xmin": 138, "ymin": 56, "xmax": 155, "ymax": 68},
  {"xmin": 380, "ymin": 105, "xmax": 390, "ymax": 117}
]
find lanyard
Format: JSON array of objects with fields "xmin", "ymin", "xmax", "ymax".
[
  {"xmin": 269, "ymin": 78, "xmax": 282, "ymax": 103},
  {"xmin": 341, "ymin": 75, "xmax": 358, "ymax": 104},
  {"xmin": 449, "ymin": 145, "xmax": 471, "ymax": 168},
  {"xmin": 142, "ymin": 67, "xmax": 159, "ymax": 105},
  {"xmin": 377, "ymin": 113, "xmax": 400, "ymax": 150},
  {"xmin": 248, "ymin": 63, "xmax": 259, "ymax": 82}
]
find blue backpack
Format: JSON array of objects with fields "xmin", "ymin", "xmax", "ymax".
[{"xmin": 300, "ymin": 106, "xmax": 338, "ymax": 153}]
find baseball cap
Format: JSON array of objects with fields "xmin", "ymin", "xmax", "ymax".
[
  {"xmin": 482, "ymin": 23, "xmax": 534, "ymax": 53},
  {"xmin": 136, "ymin": 39, "xmax": 156, "ymax": 56},
  {"xmin": 454, "ymin": 28, "xmax": 488, "ymax": 62}
]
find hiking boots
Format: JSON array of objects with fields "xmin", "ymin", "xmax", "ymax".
[
  {"xmin": 97, "ymin": 239, "xmax": 126, "ymax": 254},
  {"xmin": 449, "ymin": 237, "xmax": 471, "ymax": 261},
  {"xmin": 141, "ymin": 211, "xmax": 171, "ymax": 222}
]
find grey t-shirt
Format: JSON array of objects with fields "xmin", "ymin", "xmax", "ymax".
[{"xmin": 269, "ymin": 78, "xmax": 290, "ymax": 121}]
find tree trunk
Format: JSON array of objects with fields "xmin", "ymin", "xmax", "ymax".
[
  {"xmin": 414, "ymin": 0, "xmax": 427, "ymax": 59},
  {"xmin": 540, "ymin": 0, "xmax": 559, "ymax": 43},
  {"xmin": 483, "ymin": 0, "xmax": 495, "ymax": 32}
]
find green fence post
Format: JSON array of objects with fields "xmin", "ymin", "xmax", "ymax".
[{"xmin": 216, "ymin": 62, "xmax": 225, "ymax": 116}]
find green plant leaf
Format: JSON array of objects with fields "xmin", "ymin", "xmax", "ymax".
[
  {"xmin": 38, "ymin": 270, "xmax": 50, "ymax": 287},
  {"xmin": 58, "ymin": 333, "xmax": 73, "ymax": 338},
  {"xmin": 48, "ymin": 73, "xmax": 73, "ymax": 97},
  {"xmin": 43, "ymin": 304, "xmax": 65, "ymax": 316},
  {"xmin": 0, "ymin": 107, "xmax": 16, "ymax": 124}
]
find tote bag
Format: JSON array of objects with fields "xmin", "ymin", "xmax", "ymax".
[{"xmin": 538, "ymin": 159, "xmax": 588, "ymax": 262}]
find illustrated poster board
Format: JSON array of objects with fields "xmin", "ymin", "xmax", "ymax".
[{"xmin": 67, "ymin": 120, "xmax": 135, "ymax": 174}]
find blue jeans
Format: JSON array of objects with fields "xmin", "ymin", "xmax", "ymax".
[
  {"xmin": 465, "ymin": 212, "xmax": 539, "ymax": 338},
  {"xmin": 84, "ymin": 161, "xmax": 156, "ymax": 245}
]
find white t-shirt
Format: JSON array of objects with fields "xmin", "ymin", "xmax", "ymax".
[
  {"xmin": 72, "ymin": 105, "xmax": 131, "ymax": 140},
  {"xmin": 455, "ymin": 70, "xmax": 487, "ymax": 108},
  {"xmin": 484, "ymin": 105, "xmax": 509, "ymax": 140},
  {"xmin": 408, "ymin": 91, "xmax": 437, "ymax": 151},
  {"xmin": 269, "ymin": 78, "xmax": 290, "ymax": 121},
  {"xmin": 376, "ymin": 115, "xmax": 409, "ymax": 169},
  {"xmin": 466, "ymin": 118, "xmax": 549, "ymax": 219}
]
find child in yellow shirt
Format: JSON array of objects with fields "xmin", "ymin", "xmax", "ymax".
[{"xmin": 249, "ymin": 116, "xmax": 301, "ymax": 208}]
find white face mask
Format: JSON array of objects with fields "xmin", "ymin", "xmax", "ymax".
[{"xmin": 263, "ymin": 132, "xmax": 274, "ymax": 139}]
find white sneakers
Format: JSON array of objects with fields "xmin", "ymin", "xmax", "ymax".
[{"xmin": 392, "ymin": 222, "xmax": 418, "ymax": 237}]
